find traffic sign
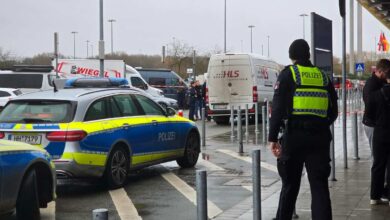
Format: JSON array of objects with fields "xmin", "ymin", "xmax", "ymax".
[
  {"xmin": 355, "ymin": 63, "xmax": 365, "ymax": 72},
  {"xmin": 186, "ymin": 68, "xmax": 193, "ymax": 74}
]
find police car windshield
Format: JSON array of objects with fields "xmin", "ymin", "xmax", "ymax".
[{"xmin": 0, "ymin": 101, "xmax": 74, "ymax": 123}]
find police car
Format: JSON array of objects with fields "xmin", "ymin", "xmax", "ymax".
[
  {"xmin": 0, "ymin": 140, "xmax": 56, "ymax": 219},
  {"xmin": 0, "ymin": 78, "xmax": 200, "ymax": 188}
]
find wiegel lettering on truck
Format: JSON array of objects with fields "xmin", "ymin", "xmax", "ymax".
[{"xmin": 56, "ymin": 60, "xmax": 124, "ymax": 78}]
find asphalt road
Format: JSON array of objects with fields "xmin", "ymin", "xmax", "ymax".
[
  {"xmin": 4, "ymin": 116, "xmax": 281, "ymax": 220},
  {"xmin": 4, "ymin": 109, "xmax": 369, "ymax": 220}
]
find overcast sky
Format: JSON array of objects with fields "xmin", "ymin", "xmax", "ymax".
[{"xmin": 0, "ymin": 0, "xmax": 388, "ymax": 65}]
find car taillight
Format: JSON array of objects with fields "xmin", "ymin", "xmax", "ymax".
[
  {"xmin": 46, "ymin": 130, "xmax": 87, "ymax": 142},
  {"xmin": 253, "ymin": 86, "xmax": 258, "ymax": 103},
  {"xmin": 205, "ymin": 87, "xmax": 209, "ymax": 104},
  {"xmin": 0, "ymin": 132, "xmax": 4, "ymax": 139}
]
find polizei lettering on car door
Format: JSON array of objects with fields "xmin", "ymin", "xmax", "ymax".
[{"xmin": 158, "ymin": 132, "xmax": 176, "ymax": 142}]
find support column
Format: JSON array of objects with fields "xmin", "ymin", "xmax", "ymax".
[
  {"xmin": 349, "ymin": 0, "xmax": 355, "ymax": 75},
  {"xmin": 357, "ymin": 1, "xmax": 363, "ymax": 67}
]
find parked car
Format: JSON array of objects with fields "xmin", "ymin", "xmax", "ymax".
[
  {"xmin": 0, "ymin": 88, "xmax": 22, "ymax": 110},
  {"xmin": 63, "ymin": 77, "xmax": 178, "ymax": 110},
  {"xmin": 332, "ymin": 75, "xmax": 354, "ymax": 89},
  {"xmin": 0, "ymin": 65, "xmax": 60, "ymax": 94},
  {"xmin": 0, "ymin": 140, "xmax": 56, "ymax": 220},
  {"xmin": 0, "ymin": 78, "xmax": 200, "ymax": 189}
]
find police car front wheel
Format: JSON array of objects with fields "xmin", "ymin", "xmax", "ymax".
[
  {"xmin": 177, "ymin": 132, "xmax": 200, "ymax": 168},
  {"xmin": 105, "ymin": 147, "xmax": 129, "ymax": 189},
  {"xmin": 16, "ymin": 169, "xmax": 40, "ymax": 220}
]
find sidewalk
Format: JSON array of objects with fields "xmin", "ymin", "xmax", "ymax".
[{"xmin": 208, "ymin": 119, "xmax": 390, "ymax": 220}]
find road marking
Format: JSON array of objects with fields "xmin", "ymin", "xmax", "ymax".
[
  {"xmin": 242, "ymin": 185, "xmax": 253, "ymax": 192},
  {"xmin": 109, "ymin": 188, "xmax": 142, "ymax": 220},
  {"xmin": 217, "ymin": 149, "xmax": 278, "ymax": 173},
  {"xmin": 197, "ymin": 157, "xmax": 225, "ymax": 171},
  {"xmin": 40, "ymin": 201, "xmax": 55, "ymax": 220},
  {"xmin": 161, "ymin": 172, "xmax": 223, "ymax": 218},
  {"xmin": 162, "ymin": 158, "xmax": 224, "ymax": 171}
]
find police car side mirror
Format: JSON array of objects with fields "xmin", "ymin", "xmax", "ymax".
[{"xmin": 166, "ymin": 107, "xmax": 176, "ymax": 117}]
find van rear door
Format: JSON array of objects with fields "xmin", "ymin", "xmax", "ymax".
[{"xmin": 208, "ymin": 54, "xmax": 253, "ymax": 111}]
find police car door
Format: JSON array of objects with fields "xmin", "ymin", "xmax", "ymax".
[
  {"xmin": 133, "ymin": 94, "xmax": 178, "ymax": 161},
  {"xmin": 111, "ymin": 94, "xmax": 154, "ymax": 165}
]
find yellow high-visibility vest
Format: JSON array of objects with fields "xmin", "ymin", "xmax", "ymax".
[{"xmin": 290, "ymin": 65, "xmax": 329, "ymax": 118}]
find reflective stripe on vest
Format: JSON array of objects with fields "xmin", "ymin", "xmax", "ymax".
[{"xmin": 290, "ymin": 65, "xmax": 329, "ymax": 118}]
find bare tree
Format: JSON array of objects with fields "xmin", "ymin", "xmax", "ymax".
[{"xmin": 166, "ymin": 39, "xmax": 193, "ymax": 75}]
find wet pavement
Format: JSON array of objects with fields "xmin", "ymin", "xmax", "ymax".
[
  {"xmin": 4, "ymin": 112, "xmax": 388, "ymax": 220},
  {"xmin": 203, "ymin": 114, "xmax": 390, "ymax": 220}
]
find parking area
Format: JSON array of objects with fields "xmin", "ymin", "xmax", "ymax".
[{"xmin": 2, "ymin": 113, "xmax": 386, "ymax": 220}]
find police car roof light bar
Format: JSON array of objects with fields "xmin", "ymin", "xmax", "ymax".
[{"xmin": 64, "ymin": 77, "xmax": 129, "ymax": 88}]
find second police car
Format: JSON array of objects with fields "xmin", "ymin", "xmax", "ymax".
[{"xmin": 0, "ymin": 78, "xmax": 200, "ymax": 188}]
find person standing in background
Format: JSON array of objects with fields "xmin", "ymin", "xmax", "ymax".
[
  {"xmin": 363, "ymin": 59, "xmax": 389, "ymax": 152},
  {"xmin": 366, "ymin": 66, "xmax": 390, "ymax": 205},
  {"xmin": 363, "ymin": 59, "xmax": 390, "ymax": 202},
  {"xmin": 177, "ymin": 80, "xmax": 186, "ymax": 109},
  {"xmin": 188, "ymin": 81, "xmax": 197, "ymax": 121}
]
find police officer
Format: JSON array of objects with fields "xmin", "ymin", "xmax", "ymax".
[{"xmin": 268, "ymin": 39, "xmax": 338, "ymax": 220}]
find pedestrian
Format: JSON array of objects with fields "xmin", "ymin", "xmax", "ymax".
[
  {"xmin": 177, "ymin": 80, "xmax": 186, "ymax": 109},
  {"xmin": 366, "ymin": 61, "xmax": 390, "ymax": 205},
  {"xmin": 363, "ymin": 59, "xmax": 388, "ymax": 153},
  {"xmin": 268, "ymin": 39, "xmax": 338, "ymax": 220},
  {"xmin": 188, "ymin": 81, "xmax": 197, "ymax": 121}
]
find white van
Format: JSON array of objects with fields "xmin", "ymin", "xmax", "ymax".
[
  {"xmin": 206, "ymin": 53, "xmax": 279, "ymax": 124},
  {"xmin": 54, "ymin": 59, "xmax": 163, "ymax": 97},
  {"xmin": 0, "ymin": 65, "xmax": 60, "ymax": 94}
]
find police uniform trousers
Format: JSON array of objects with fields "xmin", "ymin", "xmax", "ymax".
[
  {"xmin": 276, "ymin": 123, "xmax": 332, "ymax": 220},
  {"xmin": 371, "ymin": 127, "xmax": 390, "ymax": 200}
]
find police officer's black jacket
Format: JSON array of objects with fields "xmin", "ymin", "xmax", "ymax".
[
  {"xmin": 366, "ymin": 83, "xmax": 390, "ymax": 129},
  {"xmin": 363, "ymin": 73, "xmax": 386, "ymax": 127},
  {"xmin": 268, "ymin": 60, "xmax": 338, "ymax": 142}
]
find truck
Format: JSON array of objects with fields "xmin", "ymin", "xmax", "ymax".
[
  {"xmin": 54, "ymin": 59, "xmax": 163, "ymax": 97},
  {"xmin": 206, "ymin": 53, "xmax": 280, "ymax": 125}
]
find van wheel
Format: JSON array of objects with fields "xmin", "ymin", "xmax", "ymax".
[
  {"xmin": 177, "ymin": 132, "xmax": 200, "ymax": 168},
  {"xmin": 105, "ymin": 147, "xmax": 129, "ymax": 189},
  {"xmin": 16, "ymin": 169, "xmax": 40, "ymax": 220},
  {"xmin": 214, "ymin": 116, "xmax": 230, "ymax": 125}
]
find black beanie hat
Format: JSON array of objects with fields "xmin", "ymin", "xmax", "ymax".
[{"xmin": 289, "ymin": 39, "xmax": 310, "ymax": 61}]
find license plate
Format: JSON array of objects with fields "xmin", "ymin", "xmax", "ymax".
[
  {"xmin": 13, "ymin": 135, "xmax": 42, "ymax": 145},
  {"xmin": 213, "ymin": 104, "xmax": 228, "ymax": 110}
]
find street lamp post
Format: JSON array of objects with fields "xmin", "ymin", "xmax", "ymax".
[
  {"xmin": 99, "ymin": 0, "xmax": 105, "ymax": 78},
  {"xmin": 86, "ymin": 40, "xmax": 89, "ymax": 58},
  {"xmin": 248, "ymin": 25, "xmax": 255, "ymax": 53},
  {"xmin": 224, "ymin": 0, "xmax": 227, "ymax": 53},
  {"xmin": 267, "ymin": 35, "xmax": 270, "ymax": 58},
  {"xmin": 71, "ymin": 31, "xmax": 78, "ymax": 59},
  {"xmin": 108, "ymin": 19, "xmax": 116, "ymax": 54},
  {"xmin": 299, "ymin": 14, "xmax": 308, "ymax": 39}
]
